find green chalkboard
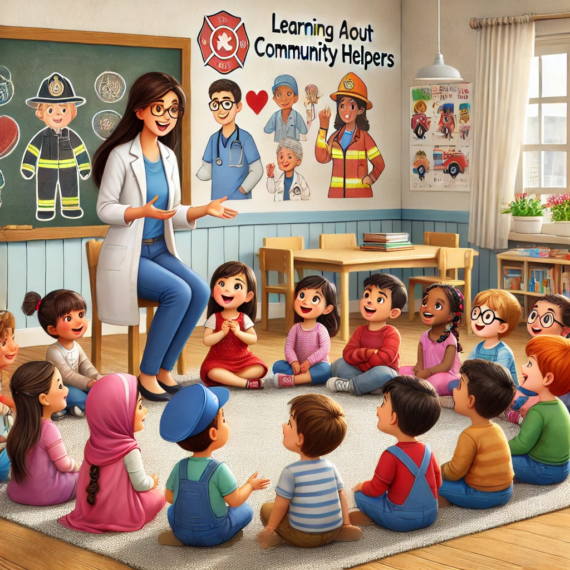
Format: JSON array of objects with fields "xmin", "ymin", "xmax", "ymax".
[{"xmin": 0, "ymin": 27, "xmax": 190, "ymax": 240}]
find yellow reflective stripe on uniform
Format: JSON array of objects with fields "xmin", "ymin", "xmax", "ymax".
[
  {"xmin": 37, "ymin": 161, "xmax": 59, "ymax": 169},
  {"xmin": 58, "ymin": 159, "xmax": 76, "ymax": 165},
  {"xmin": 346, "ymin": 150, "xmax": 367, "ymax": 159},
  {"xmin": 331, "ymin": 149, "xmax": 344, "ymax": 159},
  {"xmin": 316, "ymin": 133, "xmax": 328, "ymax": 149},
  {"xmin": 330, "ymin": 177, "xmax": 369, "ymax": 188},
  {"xmin": 367, "ymin": 147, "xmax": 380, "ymax": 160},
  {"xmin": 73, "ymin": 144, "xmax": 86, "ymax": 155},
  {"xmin": 78, "ymin": 163, "xmax": 90, "ymax": 171},
  {"xmin": 21, "ymin": 164, "xmax": 35, "ymax": 173},
  {"xmin": 62, "ymin": 198, "xmax": 79, "ymax": 205},
  {"xmin": 27, "ymin": 144, "xmax": 40, "ymax": 157},
  {"xmin": 38, "ymin": 200, "xmax": 55, "ymax": 208}
]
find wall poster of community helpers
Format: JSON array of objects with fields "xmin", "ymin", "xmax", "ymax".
[{"xmin": 409, "ymin": 83, "xmax": 472, "ymax": 192}]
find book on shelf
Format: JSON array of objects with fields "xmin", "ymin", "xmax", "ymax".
[
  {"xmin": 563, "ymin": 268, "xmax": 570, "ymax": 298},
  {"xmin": 363, "ymin": 233, "xmax": 409, "ymax": 243},
  {"xmin": 529, "ymin": 266, "xmax": 556, "ymax": 295},
  {"xmin": 503, "ymin": 267, "xmax": 524, "ymax": 291}
]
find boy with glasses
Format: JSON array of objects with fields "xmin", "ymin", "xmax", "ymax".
[{"xmin": 196, "ymin": 79, "xmax": 262, "ymax": 201}]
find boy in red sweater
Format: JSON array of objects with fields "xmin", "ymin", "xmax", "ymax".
[
  {"xmin": 349, "ymin": 375, "xmax": 442, "ymax": 531},
  {"xmin": 327, "ymin": 273, "xmax": 406, "ymax": 395}
]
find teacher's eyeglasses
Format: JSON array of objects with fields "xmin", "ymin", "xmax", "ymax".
[
  {"xmin": 471, "ymin": 306, "xmax": 506, "ymax": 325},
  {"xmin": 150, "ymin": 103, "xmax": 180, "ymax": 119},
  {"xmin": 527, "ymin": 308, "xmax": 564, "ymax": 329}
]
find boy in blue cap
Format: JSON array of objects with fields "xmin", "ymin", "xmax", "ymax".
[
  {"xmin": 159, "ymin": 384, "xmax": 270, "ymax": 547},
  {"xmin": 264, "ymin": 75, "xmax": 308, "ymax": 142}
]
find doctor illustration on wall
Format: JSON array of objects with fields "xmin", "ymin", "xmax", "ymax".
[
  {"xmin": 93, "ymin": 72, "xmax": 237, "ymax": 402},
  {"xmin": 196, "ymin": 79, "xmax": 263, "ymax": 201}
]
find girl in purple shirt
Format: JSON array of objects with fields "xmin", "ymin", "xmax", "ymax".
[
  {"xmin": 271, "ymin": 276, "xmax": 339, "ymax": 388},
  {"xmin": 400, "ymin": 284, "xmax": 464, "ymax": 396},
  {"xmin": 7, "ymin": 361, "xmax": 80, "ymax": 506}
]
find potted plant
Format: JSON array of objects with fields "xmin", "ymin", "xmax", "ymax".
[
  {"xmin": 546, "ymin": 194, "xmax": 570, "ymax": 237},
  {"xmin": 502, "ymin": 193, "xmax": 544, "ymax": 234}
]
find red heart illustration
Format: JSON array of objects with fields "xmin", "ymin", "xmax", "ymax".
[{"xmin": 246, "ymin": 90, "xmax": 268, "ymax": 115}]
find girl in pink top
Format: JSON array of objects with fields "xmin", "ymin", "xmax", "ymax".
[
  {"xmin": 59, "ymin": 373, "xmax": 165, "ymax": 533},
  {"xmin": 7, "ymin": 361, "xmax": 79, "ymax": 506},
  {"xmin": 400, "ymin": 283, "xmax": 464, "ymax": 396},
  {"xmin": 271, "ymin": 276, "xmax": 340, "ymax": 388}
]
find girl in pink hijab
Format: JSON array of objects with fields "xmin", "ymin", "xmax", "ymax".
[{"xmin": 59, "ymin": 373, "xmax": 165, "ymax": 533}]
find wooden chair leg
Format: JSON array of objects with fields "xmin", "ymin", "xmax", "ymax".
[
  {"xmin": 408, "ymin": 280, "xmax": 416, "ymax": 321},
  {"xmin": 91, "ymin": 313, "xmax": 102, "ymax": 371},
  {"xmin": 146, "ymin": 307, "xmax": 154, "ymax": 335},
  {"xmin": 128, "ymin": 324, "xmax": 140, "ymax": 376},
  {"xmin": 262, "ymin": 288, "xmax": 269, "ymax": 331},
  {"xmin": 464, "ymin": 269, "xmax": 473, "ymax": 335},
  {"xmin": 297, "ymin": 268, "xmax": 305, "ymax": 281},
  {"xmin": 284, "ymin": 290, "xmax": 294, "ymax": 332}
]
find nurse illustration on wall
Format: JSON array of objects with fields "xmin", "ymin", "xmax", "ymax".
[{"xmin": 92, "ymin": 72, "xmax": 237, "ymax": 402}]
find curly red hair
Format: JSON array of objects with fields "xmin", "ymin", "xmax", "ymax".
[{"xmin": 526, "ymin": 335, "xmax": 570, "ymax": 396}]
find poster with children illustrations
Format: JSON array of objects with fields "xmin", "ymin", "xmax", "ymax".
[{"xmin": 410, "ymin": 83, "xmax": 472, "ymax": 192}]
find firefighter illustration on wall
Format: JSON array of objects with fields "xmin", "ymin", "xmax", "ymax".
[
  {"xmin": 20, "ymin": 73, "xmax": 91, "ymax": 221},
  {"xmin": 315, "ymin": 72, "xmax": 385, "ymax": 198}
]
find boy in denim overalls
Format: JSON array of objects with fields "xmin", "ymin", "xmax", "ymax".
[{"xmin": 159, "ymin": 384, "xmax": 269, "ymax": 547}]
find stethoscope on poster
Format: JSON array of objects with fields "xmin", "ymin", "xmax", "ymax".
[{"xmin": 215, "ymin": 125, "xmax": 244, "ymax": 168}]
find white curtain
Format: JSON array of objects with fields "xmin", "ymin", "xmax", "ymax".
[{"xmin": 468, "ymin": 16, "xmax": 535, "ymax": 250}]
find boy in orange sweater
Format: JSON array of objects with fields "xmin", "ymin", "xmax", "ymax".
[
  {"xmin": 439, "ymin": 359, "xmax": 516, "ymax": 509},
  {"xmin": 327, "ymin": 274, "xmax": 406, "ymax": 396}
]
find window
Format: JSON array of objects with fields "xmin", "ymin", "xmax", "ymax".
[{"xmin": 518, "ymin": 40, "xmax": 570, "ymax": 200}]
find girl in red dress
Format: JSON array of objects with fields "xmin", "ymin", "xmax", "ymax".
[{"xmin": 200, "ymin": 262, "xmax": 268, "ymax": 389}]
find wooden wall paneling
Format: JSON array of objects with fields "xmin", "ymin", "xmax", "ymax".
[
  {"xmin": 446, "ymin": 222, "xmax": 458, "ymax": 235},
  {"xmin": 25, "ymin": 241, "xmax": 46, "ymax": 328},
  {"xmin": 80, "ymin": 238, "xmax": 93, "ymax": 320},
  {"xmin": 308, "ymin": 223, "xmax": 324, "ymax": 278},
  {"xmin": 190, "ymin": 228, "xmax": 209, "ymax": 282},
  {"xmin": 0, "ymin": 242, "xmax": 7, "ymax": 310},
  {"xmin": 401, "ymin": 220, "xmax": 413, "ymax": 293},
  {"xmin": 369, "ymin": 220, "xmax": 382, "ymax": 273},
  {"xmin": 458, "ymin": 223, "xmax": 469, "ymax": 281},
  {"xmin": 434, "ymin": 221, "xmax": 447, "ymax": 233},
  {"xmin": 207, "ymin": 227, "xmax": 225, "ymax": 283},
  {"xmin": 411, "ymin": 220, "xmax": 425, "ymax": 296},
  {"xmin": 478, "ymin": 246, "xmax": 490, "ymax": 293},
  {"xmin": 7, "ymin": 243, "xmax": 26, "ymax": 330},
  {"xmin": 357, "ymin": 220, "xmax": 371, "ymax": 297},
  {"xmin": 238, "ymin": 226, "xmax": 254, "ymax": 271},
  {"xmin": 253, "ymin": 224, "xmax": 277, "ymax": 302},
  {"xmin": 390, "ymin": 219, "xmax": 404, "ymax": 281},
  {"xmin": 174, "ymin": 230, "xmax": 192, "ymax": 267},
  {"xmin": 489, "ymin": 250, "xmax": 499, "ymax": 290},
  {"xmin": 45, "ymin": 240, "xmax": 64, "ymax": 293},
  {"xmin": 322, "ymin": 222, "xmax": 337, "ymax": 285},
  {"xmin": 223, "ymin": 226, "xmax": 239, "ymax": 263},
  {"xmin": 345, "ymin": 221, "xmax": 358, "ymax": 300},
  {"xmin": 471, "ymin": 243, "xmax": 481, "ymax": 298},
  {"xmin": 62, "ymin": 238, "xmax": 82, "ymax": 295},
  {"xmin": 277, "ymin": 224, "xmax": 292, "ymax": 238},
  {"xmin": 423, "ymin": 221, "xmax": 436, "ymax": 277}
]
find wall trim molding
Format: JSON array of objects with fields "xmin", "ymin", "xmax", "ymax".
[{"xmin": 401, "ymin": 209, "xmax": 470, "ymax": 224}]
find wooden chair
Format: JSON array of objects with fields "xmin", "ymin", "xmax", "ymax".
[
  {"xmin": 86, "ymin": 240, "xmax": 187, "ymax": 376},
  {"xmin": 259, "ymin": 247, "xmax": 295, "ymax": 332},
  {"xmin": 263, "ymin": 236, "xmax": 305, "ymax": 282},
  {"xmin": 424, "ymin": 232, "xmax": 460, "ymax": 279},
  {"xmin": 319, "ymin": 233, "xmax": 357, "ymax": 249},
  {"xmin": 408, "ymin": 247, "xmax": 474, "ymax": 332}
]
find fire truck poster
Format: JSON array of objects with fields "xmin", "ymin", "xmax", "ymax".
[{"xmin": 410, "ymin": 84, "xmax": 472, "ymax": 192}]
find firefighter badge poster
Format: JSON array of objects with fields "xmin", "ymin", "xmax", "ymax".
[{"xmin": 409, "ymin": 83, "xmax": 472, "ymax": 192}]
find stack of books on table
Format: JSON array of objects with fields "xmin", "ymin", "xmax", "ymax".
[{"xmin": 361, "ymin": 233, "xmax": 414, "ymax": 252}]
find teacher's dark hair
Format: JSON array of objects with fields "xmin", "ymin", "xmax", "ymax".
[{"xmin": 92, "ymin": 72, "xmax": 186, "ymax": 188}]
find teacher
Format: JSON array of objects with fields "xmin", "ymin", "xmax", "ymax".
[{"xmin": 93, "ymin": 72, "xmax": 237, "ymax": 402}]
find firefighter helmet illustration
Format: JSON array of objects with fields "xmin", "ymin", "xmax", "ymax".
[
  {"xmin": 198, "ymin": 11, "xmax": 250, "ymax": 75},
  {"xmin": 25, "ymin": 72, "xmax": 86, "ymax": 107},
  {"xmin": 330, "ymin": 72, "xmax": 373, "ymax": 110},
  {"xmin": 0, "ymin": 66, "xmax": 14, "ymax": 106}
]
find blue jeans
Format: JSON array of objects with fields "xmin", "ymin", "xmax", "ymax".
[
  {"xmin": 0, "ymin": 449, "xmax": 10, "ymax": 481},
  {"xmin": 512, "ymin": 454, "xmax": 570, "ymax": 485},
  {"xmin": 439, "ymin": 478, "xmax": 513, "ymax": 509},
  {"xmin": 66, "ymin": 386, "xmax": 88, "ymax": 411},
  {"xmin": 354, "ymin": 491, "xmax": 438, "ymax": 532},
  {"xmin": 167, "ymin": 502, "xmax": 253, "ymax": 546},
  {"xmin": 272, "ymin": 360, "xmax": 331, "ymax": 385},
  {"xmin": 138, "ymin": 237, "xmax": 210, "ymax": 375},
  {"xmin": 331, "ymin": 358, "xmax": 398, "ymax": 396}
]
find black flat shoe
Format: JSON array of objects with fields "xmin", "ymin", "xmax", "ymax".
[
  {"xmin": 158, "ymin": 380, "xmax": 181, "ymax": 395},
  {"xmin": 137, "ymin": 377, "xmax": 171, "ymax": 402}
]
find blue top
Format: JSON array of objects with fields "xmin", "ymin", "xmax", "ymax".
[
  {"xmin": 340, "ymin": 130, "xmax": 354, "ymax": 151},
  {"xmin": 264, "ymin": 109, "xmax": 308, "ymax": 142},
  {"xmin": 202, "ymin": 127, "xmax": 260, "ymax": 201},
  {"xmin": 143, "ymin": 156, "xmax": 168, "ymax": 240},
  {"xmin": 467, "ymin": 341, "xmax": 519, "ymax": 385},
  {"xmin": 283, "ymin": 174, "xmax": 293, "ymax": 201}
]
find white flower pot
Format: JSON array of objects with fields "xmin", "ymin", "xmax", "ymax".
[
  {"xmin": 542, "ymin": 222, "xmax": 557, "ymax": 236},
  {"xmin": 554, "ymin": 221, "xmax": 570, "ymax": 237},
  {"xmin": 512, "ymin": 216, "xmax": 543, "ymax": 234}
]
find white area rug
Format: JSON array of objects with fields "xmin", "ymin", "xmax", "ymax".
[{"xmin": 1, "ymin": 371, "xmax": 569, "ymax": 570}]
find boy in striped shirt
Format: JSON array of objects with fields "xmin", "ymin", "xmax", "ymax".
[{"xmin": 257, "ymin": 394, "xmax": 362, "ymax": 549}]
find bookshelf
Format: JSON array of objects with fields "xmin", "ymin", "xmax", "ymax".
[{"xmin": 497, "ymin": 252, "xmax": 570, "ymax": 318}]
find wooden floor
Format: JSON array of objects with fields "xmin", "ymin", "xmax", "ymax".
[{"xmin": 1, "ymin": 314, "xmax": 569, "ymax": 570}]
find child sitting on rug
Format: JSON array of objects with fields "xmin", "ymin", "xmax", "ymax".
[
  {"xmin": 0, "ymin": 310, "xmax": 17, "ymax": 481},
  {"xmin": 159, "ymin": 383, "xmax": 270, "ymax": 547},
  {"xmin": 508, "ymin": 336, "xmax": 570, "ymax": 485},
  {"xmin": 327, "ymin": 273, "xmax": 407, "ymax": 396},
  {"xmin": 22, "ymin": 289, "xmax": 102, "ymax": 418},
  {"xmin": 257, "ymin": 394, "xmax": 362, "ymax": 549},
  {"xmin": 200, "ymin": 262, "xmax": 268, "ymax": 389},
  {"xmin": 350, "ymin": 375, "xmax": 442, "ymax": 532},
  {"xmin": 7, "ymin": 361, "xmax": 80, "ymax": 506},
  {"xmin": 271, "ymin": 275, "xmax": 339, "ymax": 388},
  {"xmin": 439, "ymin": 360, "xmax": 516, "ymax": 509},
  {"xmin": 400, "ymin": 283, "xmax": 464, "ymax": 396},
  {"xmin": 59, "ymin": 373, "xmax": 165, "ymax": 533},
  {"xmin": 442, "ymin": 289, "xmax": 521, "ymax": 409}
]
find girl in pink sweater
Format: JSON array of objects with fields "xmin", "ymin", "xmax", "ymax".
[
  {"xmin": 271, "ymin": 276, "xmax": 339, "ymax": 388},
  {"xmin": 7, "ymin": 361, "xmax": 80, "ymax": 506}
]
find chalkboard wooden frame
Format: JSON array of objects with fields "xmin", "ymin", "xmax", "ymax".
[{"xmin": 0, "ymin": 25, "xmax": 191, "ymax": 242}]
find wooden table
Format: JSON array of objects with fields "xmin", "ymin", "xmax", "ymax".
[{"xmin": 292, "ymin": 245, "xmax": 446, "ymax": 341}]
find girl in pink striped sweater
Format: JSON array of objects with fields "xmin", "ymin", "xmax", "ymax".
[{"xmin": 271, "ymin": 276, "xmax": 339, "ymax": 388}]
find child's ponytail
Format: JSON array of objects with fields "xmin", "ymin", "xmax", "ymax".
[
  {"xmin": 86, "ymin": 465, "xmax": 100, "ymax": 505},
  {"xmin": 425, "ymin": 283, "xmax": 464, "ymax": 353}
]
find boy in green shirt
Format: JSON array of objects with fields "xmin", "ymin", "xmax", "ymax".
[{"xmin": 509, "ymin": 336, "xmax": 570, "ymax": 485}]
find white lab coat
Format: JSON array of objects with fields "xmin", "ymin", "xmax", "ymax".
[
  {"xmin": 96, "ymin": 134, "xmax": 196, "ymax": 326},
  {"xmin": 266, "ymin": 170, "xmax": 310, "ymax": 201}
]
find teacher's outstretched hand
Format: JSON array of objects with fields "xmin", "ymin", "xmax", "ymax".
[
  {"xmin": 124, "ymin": 195, "xmax": 177, "ymax": 224},
  {"xmin": 206, "ymin": 196, "xmax": 238, "ymax": 219}
]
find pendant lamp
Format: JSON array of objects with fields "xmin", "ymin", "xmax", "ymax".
[{"xmin": 414, "ymin": 0, "xmax": 463, "ymax": 82}]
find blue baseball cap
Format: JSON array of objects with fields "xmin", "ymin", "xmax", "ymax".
[
  {"xmin": 272, "ymin": 75, "xmax": 298, "ymax": 95},
  {"xmin": 160, "ymin": 384, "xmax": 230, "ymax": 443}
]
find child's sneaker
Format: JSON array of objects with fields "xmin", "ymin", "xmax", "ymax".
[
  {"xmin": 68, "ymin": 406, "xmax": 85, "ymax": 418},
  {"xmin": 274, "ymin": 374, "xmax": 295, "ymax": 388},
  {"xmin": 246, "ymin": 378, "xmax": 265, "ymax": 390},
  {"xmin": 326, "ymin": 377, "xmax": 353, "ymax": 393},
  {"xmin": 507, "ymin": 410, "xmax": 523, "ymax": 425},
  {"xmin": 439, "ymin": 396, "xmax": 455, "ymax": 409}
]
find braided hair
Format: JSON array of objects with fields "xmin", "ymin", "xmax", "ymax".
[
  {"xmin": 86, "ymin": 465, "xmax": 100, "ymax": 505},
  {"xmin": 424, "ymin": 283, "xmax": 464, "ymax": 352}
]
